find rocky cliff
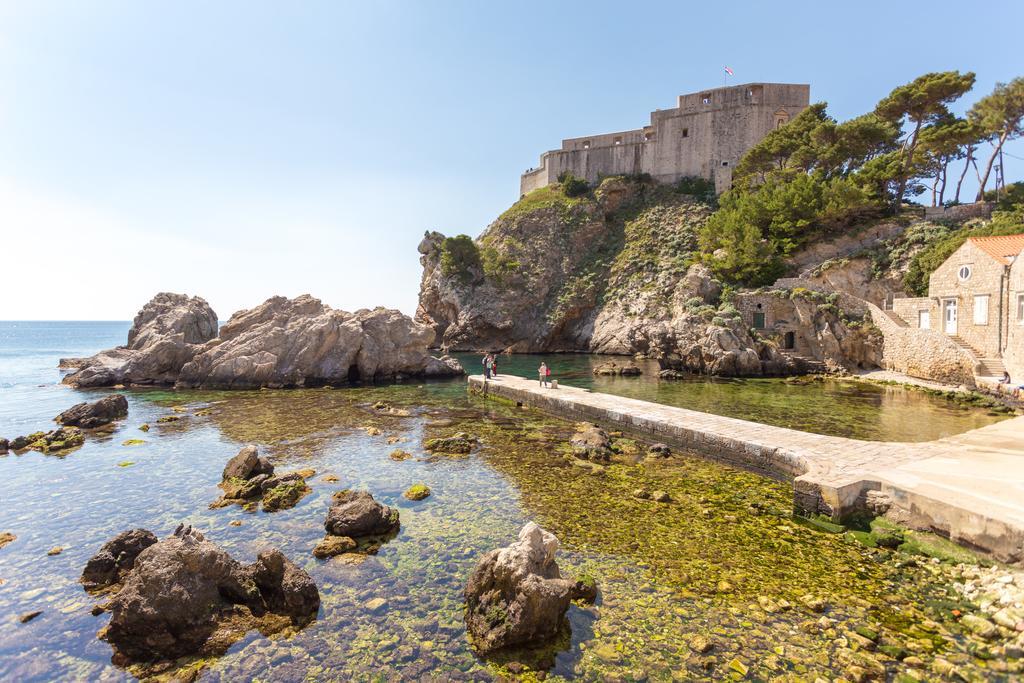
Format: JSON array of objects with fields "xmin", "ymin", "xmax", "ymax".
[{"xmin": 417, "ymin": 177, "xmax": 882, "ymax": 375}]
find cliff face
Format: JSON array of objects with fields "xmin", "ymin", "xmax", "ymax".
[{"xmin": 416, "ymin": 177, "xmax": 882, "ymax": 375}]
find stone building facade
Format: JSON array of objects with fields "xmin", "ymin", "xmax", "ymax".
[
  {"xmin": 520, "ymin": 83, "xmax": 810, "ymax": 196},
  {"xmin": 890, "ymin": 234, "xmax": 1024, "ymax": 380}
]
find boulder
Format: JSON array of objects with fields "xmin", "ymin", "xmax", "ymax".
[
  {"xmin": 56, "ymin": 394, "xmax": 129, "ymax": 429},
  {"xmin": 81, "ymin": 529, "xmax": 158, "ymax": 592},
  {"xmin": 102, "ymin": 525, "xmax": 319, "ymax": 662},
  {"xmin": 324, "ymin": 491, "xmax": 400, "ymax": 539},
  {"xmin": 464, "ymin": 522, "xmax": 576, "ymax": 653},
  {"xmin": 570, "ymin": 423, "xmax": 612, "ymax": 462},
  {"xmin": 176, "ymin": 295, "xmax": 463, "ymax": 389},
  {"xmin": 222, "ymin": 445, "xmax": 273, "ymax": 481},
  {"xmin": 312, "ymin": 535, "xmax": 357, "ymax": 558},
  {"xmin": 62, "ymin": 293, "xmax": 218, "ymax": 388}
]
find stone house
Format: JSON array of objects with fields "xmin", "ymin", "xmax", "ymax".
[
  {"xmin": 520, "ymin": 83, "xmax": 809, "ymax": 197},
  {"xmin": 891, "ymin": 234, "xmax": 1024, "ymax": 379}
]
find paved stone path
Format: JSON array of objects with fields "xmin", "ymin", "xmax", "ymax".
[{"xmin": 469, "ymin": 374, "xmax": 1024, "ymax": 564}]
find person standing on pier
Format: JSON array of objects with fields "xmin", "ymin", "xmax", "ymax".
[
  {"xmin": 482, "ymin": 354, "xmax": 492, "ymax": 380},
  {"xmin": 538, "ymin": 361, "xmax": 549, "ymax": 388}
]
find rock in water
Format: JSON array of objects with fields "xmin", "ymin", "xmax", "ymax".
[
  {"xmin": 56, "ymin": 394, "xmax": 129, "ymax": 429},
  {"xmin": 81, "ymin": 528, "xmax": 159, "ymax": 592},
  {"xmin": 324, "ymin": 491, "xmax": 400, "ymax": 538},
  {"xmin": 102, "ymin": 525, "xmax": 319, "ymax": 663},
  {"xmin": 62, "ymin": 293, "xmax": 218, "ymax": 388},
  {"xmin": 176, "ymin": 295, "xmax": 463, "ymax": 389},
  {"xmin": 570, "ymin": 423, "xmax": 612, "ymax": 462},
  {"xmin": 463, "ymin": 522, "xmax": 576, "ymax": 653},
  {"xmin": 221, "ymin": 445, "xmax": 274, "ymax": 481}
]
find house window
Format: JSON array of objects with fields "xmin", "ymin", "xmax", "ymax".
[
  {"xmin": 613, "ymin": 136, "xmax": 622, "ymax": 145},
  {"xmin": 682, "ymin": 128, "xmax": 689, "ymax": 138},
  {"xmin": 582, "ymin": 140, "xmax": 591, "ymax": 150},
  {"xmin": 919, "ymin": 310, "xmax": 930, "ymax": 329},
  {"xmin": 958, "ymin": 265, "xmax": 972, "ymax": 281},
  {"xmin": 752, "ymin": 312, "xmax": 765, "ymax": 329},
  {"xmin": 973, "ymin": 295, "xmax": 989, "ymax": 325}
]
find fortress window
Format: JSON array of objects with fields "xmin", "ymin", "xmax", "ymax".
[
  {"xmin": 644, "ymin": 132, "xmax": 653, "ymax": 141},
  {"xmin": 701, "ymin": 94, "xmax": 711, "ymax": 104},
  {"xmin": 614, "ymin": 136, "xmax": 622, "ymax": 145},
  {"xmin": 582, "ymin": 140, "xmax": 591, "ymax": 149},
  {"xmin": 722, "ymin": 161, "xmax": 729, "ymax": 167},
  {"xmin": 681, "ymin": 128, "xmax": 689, "ymax": 138}
]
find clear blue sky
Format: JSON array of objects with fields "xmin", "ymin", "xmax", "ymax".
[{"xmin": 2, "ymin": 0, "xmax": 1022, "ymax": 320}]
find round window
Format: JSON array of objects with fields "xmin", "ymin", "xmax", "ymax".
[{"xmin": 958, "ymin": 265, "xmax": 971, "ymax": 281}]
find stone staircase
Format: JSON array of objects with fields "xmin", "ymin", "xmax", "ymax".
[
  {"xmin": 880, "ymin": 309, "xmax": 909, "ymax": 328},
  {"xmin": 949, "ymin": 336, "xmax": 1006, "ymax": 378}
]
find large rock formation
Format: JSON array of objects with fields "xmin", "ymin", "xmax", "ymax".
[
  {"xmin": 176, "ymin": 295, "xmax": 462, "ymax": 388},
  {"xmin": 464, "ymin": 522, "xmax": 577, "ymax": 654},
  {"xmin": 56, "ymin": 394, "xmax": 129, "ymax": 429},
  {"xmin": 61, "ymin": 293, "xmax": 462, "ymax": 389},
  {"xmin": 62, "ymin": 293, "xmax": 218, "ymax": 388},
  {"xmin": 100, "ymin": 525, "xmax": 319, "ymax": 663},
  {"xmin": 417, "ymin": 176, "xmax": 884, "ymax": 376}
]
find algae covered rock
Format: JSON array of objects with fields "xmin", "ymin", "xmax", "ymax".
[
  {"xmin": 213, "ymin": 445, "xmax": 310, "ymax": 512},
  {"xmin": 313, "ymin": 535, "xmax": 357, "ymax": 559},
  {"xmin": 569, "ymin": 423, "xmax": 612, "ymax": 462},
  {"xmin": 81, "ymin": 528, "xmax": 158, "ymax": 592},
  {"xmin": 424, "ymin": 432, "xmax": 478, "ymax": 454},
  {"xmin": 403, "ymin": 484, "xmax": 431, "ymax": 501},
  {"xmin": 11, "ymin": 427, "xmax": 85, "ymax": 454},
  {"xmin": 55, "ymin": 394, "xmax": 129, "ymax": 429},
  {"xmin": 464, "ymin": 522, "xmax": 576, "ymax": 654},
  {"xmin": 102, "ymin": 525, "xmax": 319, "ymax": 663}
]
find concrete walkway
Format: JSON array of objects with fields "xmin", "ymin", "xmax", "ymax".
[{"xmin": 469, "ymin": 374, "xmax": 1024, "ymax": 564}]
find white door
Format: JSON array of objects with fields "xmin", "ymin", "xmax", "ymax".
[
  {"xmin": 944, "ymin": 299, "xmax": 957, "ymax": 335},
  {"xmin": 919, "ymin": 310, "xmax": 930, "ymax": 329}
]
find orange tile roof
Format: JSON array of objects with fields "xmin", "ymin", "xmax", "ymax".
[{"xmin": 968, "ymin": 234, "xmax": 1024, "ymax": 265}]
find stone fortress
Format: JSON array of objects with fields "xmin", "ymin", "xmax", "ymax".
[{"xmin": 520, "ymin": 83, "xmax": 810, "ymax": 197}]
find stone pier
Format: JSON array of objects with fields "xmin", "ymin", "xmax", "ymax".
[{"xmin": 468, "ymin": 374, "xmax": 1024, "ymax": 564}]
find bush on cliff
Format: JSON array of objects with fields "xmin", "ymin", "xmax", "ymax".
[
  {"xmin": 558, "ymin": 171, "xmax": 590, "ymax": 198},
  {"xmin": 440, "ymin": 235, "xmax": 482, "ymax": 284}
]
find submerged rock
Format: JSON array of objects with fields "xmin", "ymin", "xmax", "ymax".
[
  {"xmin": 312, "ymin": 535, "xmax": 357, "ymax": 559},
  {"xmin": 593, "ymin": 361, "xmax": 643, "ymax": 376},
  {"xmin": 0, "ymin": 532, "xmax": 16, "ymax": 549},
  {"xmin": 55, "ymin": 394, "xmax": 129, "ymax": 429},
  {"xmin": 102, "ymin": 525, "xmax": 319, "ymax": 663},
  {"xmin": 81, "ymin": 528, "xmax": 158, "ymax": 592},
  {"xmin": 403, "ymin": 484, "xmax": 431, "ymax": 501},
  {"xmin": 424, "ymin": 432, "xmax": 478, "ymax": 454},
  {"xmin": 62, "ymin": 293, "xmax": 218, "ymax": 388},
  {"xmin": 176, "ymin": 295, "xmax": 463, "ymax": 389},
  {"xmin": 570, "ymin": 423, "xmax": 612, "ymax": 462},
  {"xmin": 463, "ymin": 522, "xmax": 578, "ymax": 654}
]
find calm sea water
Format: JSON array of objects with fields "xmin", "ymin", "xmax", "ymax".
[{"xmin": 0, "ymin": 322, "xmax": 1014, "ymax": 681}]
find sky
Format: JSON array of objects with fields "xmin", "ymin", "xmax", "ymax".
[{"xmin": 1, "ymin": 1, "xmax": 1022, "ymax": 321}]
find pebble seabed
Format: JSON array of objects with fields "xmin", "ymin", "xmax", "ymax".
[{"xmin": 0, "ymin": 380, "xmax": 1021, "ymax": 682}]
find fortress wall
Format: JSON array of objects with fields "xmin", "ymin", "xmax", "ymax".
[{"xmin": 519, "ymin": 83, "xmax": 811, "ymax": 196}]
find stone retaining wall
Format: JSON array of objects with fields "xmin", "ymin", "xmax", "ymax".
[{"xmin": 867, "ymin": 302, "xmax": 977, "ymax": 387}]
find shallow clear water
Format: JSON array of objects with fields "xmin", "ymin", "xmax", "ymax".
[
  {"xmin": 0, "ymin": 323, "xmax": 1017, "ymax": 681},
  {"xmin": 454, "ymin": 353, "xmax": 1007, "ymax": 442}
]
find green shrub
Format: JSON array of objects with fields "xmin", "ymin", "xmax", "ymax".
[
  {"xmin": 558, "ymin": 172, "xmax": 590, "ymax": 198},
  {"xmin": 675, "ymin": 175, "xmax": 716, "ymax": 198},
  {"xmin": 440, "ymin": 235, "xmax": 482, "ymax": 284}
]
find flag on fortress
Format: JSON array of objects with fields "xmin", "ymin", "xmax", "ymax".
[{"xmin": 724, "ymin": 66, "xmax": 734, "ymax": 76}]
